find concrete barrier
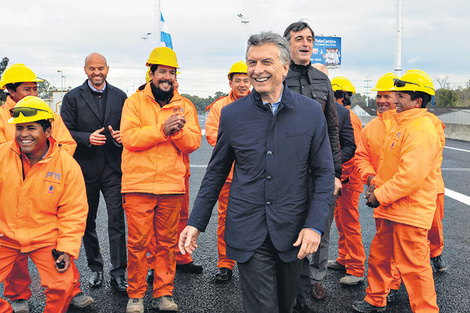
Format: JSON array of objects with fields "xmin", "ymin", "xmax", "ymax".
[{"xmin": 357, "ymin": 116, "xmax": 470, "ymax": 142}]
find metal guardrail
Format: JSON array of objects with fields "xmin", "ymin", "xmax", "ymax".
[{"xmin": 357, "ymin": 116, "xmax": 470, "ymax": 142}]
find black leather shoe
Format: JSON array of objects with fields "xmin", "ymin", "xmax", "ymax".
[
  {"xmin": 147, "ymin": 269, "xmax": 155, "ymax": 284},
  {"xmin": 89, "ymin": 271, "xmax": 103, "ymax": 288},
  {"xmin": 215, "ymin": 267, "xmax": 232, "ymax": 282},
  {"xmin": 176, "ymin": 261, "xmax": 203, "ymax": 274},
  {"xmin": 111, "ymin": 275, "xmax": 128, "ymax": 292}
]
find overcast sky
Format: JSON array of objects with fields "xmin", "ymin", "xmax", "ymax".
[{"xmin": 2, "ymin": 0, "xmax": 469, "ymax": 97}]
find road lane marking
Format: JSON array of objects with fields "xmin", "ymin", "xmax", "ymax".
[
  {"xmin": 444, "ymin": 146, "xmax": 470, "ymax": 153},
  {"xmin": 201, "ymin": 129, "xmax": 205, "ymax": 136},
  {"xmin": 445, "ymin": 188, "xmax": 470, "ymax": 206},
  {"xmin": 441, "ymin": 168, "xmax": 470, "ymax": 172},
  {"xmin": 190, "ymin": 165, "xmax": 208, "ymax": 168}
]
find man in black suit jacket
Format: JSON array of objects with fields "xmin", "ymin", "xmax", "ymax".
[{"xmin": 61, "ymin": 53, "xmax": 127, "ymax": 292}]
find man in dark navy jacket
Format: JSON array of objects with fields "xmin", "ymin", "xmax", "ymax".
[{"xmin": 180, "ymin": 32, "xmax": 335, "ymax": 313}]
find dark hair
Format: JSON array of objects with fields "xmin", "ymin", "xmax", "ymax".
[
  {"xmin": 401, "ymin": 91, "xmax": 432, "ymax": 108},
  {"xmin": 246, "ymin": 31, "xmax": 291, "ymax": 65},
  {"xmin": 36, "ymin": 119, "xmax": 52, "ymax": 131},
  {"xmin": 334, "ymin": 91, "xmax": 353, "ymax": 100},
  {"xmin": 5, "ymin": 82, "xmax": 23, "ymax": 93},
  {"xmin": 150, "ymin": 64, "xmax": 159, "ymax": 74},
  {"xmin": 283, "ymin": 21, "xmax": 315, "ymax": 43}
]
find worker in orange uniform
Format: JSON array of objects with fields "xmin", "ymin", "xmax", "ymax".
[
  {"xmin": 353, "ymin": 70, "xmax": 440, "ymax": 313},
  {"xmin": 0, "ymin": 64, "xmax": 93, "ymax": 312},
  {"xmin": 0, "ymin": 96, "xmax": 88, "ymax": 313},
  {"xmin": 327, "ymin": 77, "xmax": 365, "ymax": 285},
  {"xmin": 356, "ymin": 72, "xmax": 446, "ymax": 304},
  {"xmin": 144, "ymin": 72, "xmax": 203, "ymax": 284},
  {"xmin": 121, "ymin": 47, "xmax": 201, "ymax": 313},
  {"xmin": 205, "ymin": 61, "xmax": 251, "ymax": 282}
]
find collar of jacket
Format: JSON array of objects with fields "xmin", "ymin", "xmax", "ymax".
[
  {"xmin": 143, "ymin": 82, "xmax": 182, "ymax": 106},
  {"xmin": 289, "ymin": 60, "xmax": 322, "ymax": 85},
  {"xmin": 250, "ymin": 82, "xmax": 294, "ymax": 112},
  {"xmin": 5, "ymin": 96, "xmax": 16, "ymax": 110},
  {"xmin": 377, "ymin": 108, "xmax": 397, "ymax": 121},
  {"xmin": 11, "ymin": 135, "xmax": 60, "ymax": 163},
  {"xmin": 393, "ymin": 108, "xmax": 427, "ymax": 124}
]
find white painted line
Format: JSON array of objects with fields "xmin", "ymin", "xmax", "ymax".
[
  {"xmin": 201, "ymin": 129, "xmax": 205, "ymax": 136},
  {"xmin": 190, "ymin": 165, "xmax": 208, "ymax": 168},
  {"xmin": 445, "ymin": 188, "xmax": 470, "ymax": 206},
  {"xmin": 444, "ymin": 146, "xmax": 470, "ymax": 153},
  {"xmin": 441, "ymin": 168, "xmax": 470, "ymax": 172}
]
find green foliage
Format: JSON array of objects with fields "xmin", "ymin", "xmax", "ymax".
[
  {"xmin": 181, "ymin": 91, "xmax": 228, "ymax": 113},
  {"xmin": 435, "ymin": 89, "xmax": 458, "ymax": 107},
  {"xmin": 0, "ymin": 57, "xmax": 9, "ymax": 103}
]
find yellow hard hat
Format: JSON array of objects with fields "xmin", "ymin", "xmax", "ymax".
[
  {"xmin": 145, "ymin": 68, "xmax": 151, "ymax": 83},
  {"xmin": 227, "ymin": 61, "xmax": 248, "ymax": 80},
  {"xmin": 0, "ymin": 63, "xmax": 43, "ymax": 90},
  {"xmin": 331, "ymin": 76, "xmax": 356, "ymax": 94},
  {"xmin": 372, "ymin": 73, "xmax": 399, "ymax": 91},
  {"xmin": 392, "ymin": 69, "xmax": 435, "ymax": 96},
  {"xmin": 146, "ymin": 46, "xmax": 178, "ymax": 68},
  {"xmin": 8, "ymin": 96, "xmax": 55, "ymax": 124}
]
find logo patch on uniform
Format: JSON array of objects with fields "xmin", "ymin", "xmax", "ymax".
[
  {"xmin": 46, "ymin": 172, "xmax": 61, "ymax": 180},
  {"xmin": 48, "ymin": 185, "xmax": 54, "ymax": 194}
]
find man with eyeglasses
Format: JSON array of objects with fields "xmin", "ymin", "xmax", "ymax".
[
  {"xmin": 0, "ymin": 96, "xmax": 88, "ymax": 313},
  {"xmin": 0, "ymin": 64, "xmax": 93, "ymax": 312},
  {"xmin": 353, "ymin": 69, "xmax": 440, "ymax": 313}
]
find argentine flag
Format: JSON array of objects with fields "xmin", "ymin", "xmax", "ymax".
[{"xmin": 161, "ymin": 13, "xmax": 173, "ymax": 49}]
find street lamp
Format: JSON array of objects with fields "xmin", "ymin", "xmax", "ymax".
[
  {"xmin": 237, "ymin": 14, "xmax": 249, "ymax": 54},
  {"xmin": 142, "ymin": 32, "xmax": 152, "ymax": 61},
  {"xmin": 57, "ymin": 70, "xmax": 65, "ymax": 102}
]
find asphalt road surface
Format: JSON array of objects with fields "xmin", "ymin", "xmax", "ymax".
[{"xmin": 1, "ymin": 115, "xmax": 469, "ymax": 312}]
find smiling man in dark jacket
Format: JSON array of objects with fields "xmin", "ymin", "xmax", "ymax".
[{"xmin": 179, "ymin": 31, "xmax": 335, "ymax": 313}]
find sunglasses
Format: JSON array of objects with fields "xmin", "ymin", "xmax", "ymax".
[
  {"xmin": 393, "ymin": 78, "xmax": 435, "ymax": 92},
  {"xmin": 10, "ymin": 107, "xmax": 49, "ymax": 118},
  {"xmin": 393, "ymin": 78, "xmax": 420, "ymax": 88}
]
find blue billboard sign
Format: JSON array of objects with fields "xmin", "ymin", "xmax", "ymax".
[{"xmin": 310, "ymin": 36, "xmax": 342, "ymax": 67}]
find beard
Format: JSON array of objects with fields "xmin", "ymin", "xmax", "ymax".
[{"xmin": 151, "ymin": 82, "xmax": 174, "ymax": 104}]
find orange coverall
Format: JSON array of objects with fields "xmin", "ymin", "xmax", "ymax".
[
  {"xmin": 0, "ymin": 138, "xmax": 87, "ymax": 313},
  {"xmin": 356, "ymin": 109, "xmax": 446, "ymax": 289},
  {"xmin": 0, "ymin": 96, "xmax": 80, "ymax": 302},
  {"xmin": 364, "ymin": 108, "xmax": 440, "ymax": 312},
  {"xmin": 334, "ymin": 107, "xmax": 365, "ymax": 277},
  {"xmin": 148, "ymin": 98, "xmax": 202, "ymax": 269},
  {"xmin": 205, "ymin": 91, "xmax": 238, "ymax": 270},
  {"xmin": 121, "ymin": 83, "xmax": 201, "ymax": 299}
]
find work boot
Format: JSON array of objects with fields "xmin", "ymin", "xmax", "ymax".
[
  {"xmin": 340, "ymin": 274, "xmax": 364, "ymax": 285},
  {"xmin": 69, "ymin": 292, "xmax": 95, "ymax": 309},
  {"xmin": 431, "ymin": 255, "xmax": 447, "ymax": 272},
  {"xmin": 126, "ymin": 298, "xmax": 144, "ymax": 313},
  {"xmin": 352, "ymin": 300, "xmax": 386, "ymax": 312},
  {"xmin": 152, "ymin": 296, "xmax": 178, "ymax": 312},
  {"xmin": 176, "ymin": 261, "xmax": 203, "ymax": 274},
  {"xmin": 215, "ymin": 267, "xmax": 233, "ymax": 282},
  {"xmin": 327, "ymin": 259, "xmax": 346, "ymax": 271},
  {"xmin": 310, "ymin": 282, "xmax": 326, "ymax": 300},
  {"xmin": 10, "ymin": 299, "xmax": 29, "ymax": 313}
]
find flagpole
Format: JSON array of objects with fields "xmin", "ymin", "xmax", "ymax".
[{"xmin": 155, "ymin": 0, "xmax": 161, "ymax": 46}]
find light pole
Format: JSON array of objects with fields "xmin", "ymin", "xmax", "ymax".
[
  {"xmin": 142, "ymin": 32, "xmax": 152, "ymax": 61},
  {"xmin": 57, "ymin": 70, "xmax": 64, "ymax": 100},
  {"xmin": 237, "ymin": 14, "xmax": 249, "ymax": 54}
]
